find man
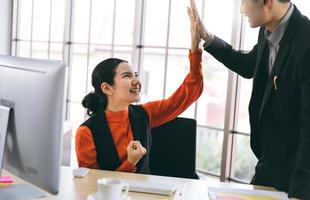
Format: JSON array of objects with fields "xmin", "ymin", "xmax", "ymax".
[{"xmin": 188, "ymin": 0, "xmax": 310, "ymax": 199}]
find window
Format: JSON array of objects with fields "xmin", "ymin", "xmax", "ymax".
[
  {"xmin": 293, "ymin": 0, "xmax": 310, "ymax": 17},
  {"xmin": 11, "ymin": 0, "xmax": 310, "ymax": 182},
  {"xmin": 196, "ymin": 127, "xmax": 223, "ymax": 175},
  {"xmin": 230, "ymin": 22, "xmax": 259, "ymax": 182},
  {"xmin": 195, "ymin": 0, "xmax": 233, "ymax": 176}
]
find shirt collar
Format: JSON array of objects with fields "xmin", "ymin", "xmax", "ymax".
[
  {"xmin": 264, "ymin": 3, "xmax": 294, "ymax": 47},
  {"xmin": 105, "ymin": 108, "xmax": 129, "ymax": 122}
]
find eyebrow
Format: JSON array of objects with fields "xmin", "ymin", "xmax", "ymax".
[
  {"xmin": 120, "ymin": 71, "xmax": 138, "ymax": 76},
  {"xmin": 120, "ymin": 71, "xmax": 133, "ymax": 76}
]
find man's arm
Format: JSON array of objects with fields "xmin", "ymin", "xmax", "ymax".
[
  {"xmin": 190, "ymin": 0, "xmax": 257, "ymax": 78},
  {"xmin": 204, "ymin": 36, "xmax": 257, "ymax": 78}
]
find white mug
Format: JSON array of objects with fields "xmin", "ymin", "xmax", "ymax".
[{"xmin": 97, "ymin": 178, "xmax": 129, "ymax": 200}]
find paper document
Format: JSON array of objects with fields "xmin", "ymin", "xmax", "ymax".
[{"xmin": 208, "ymin": 187, "xmax": 288, "ymax": 200}]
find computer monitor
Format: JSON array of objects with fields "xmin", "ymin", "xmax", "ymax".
[{"xmin": 0, "ymin": 55, "xmax": 66, "ymax": 194}]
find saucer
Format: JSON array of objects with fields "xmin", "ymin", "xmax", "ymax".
[{"xmin": 87, "ymin": 192, "xmax": 131, "ymax": 200}]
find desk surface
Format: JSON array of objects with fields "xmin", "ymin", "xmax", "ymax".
[{"xmin": 4, "ymin": 166, "xmax": 275, "ymax": 200}]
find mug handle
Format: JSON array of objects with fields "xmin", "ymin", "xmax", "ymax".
[{"xmin": 122, "ymin": 183, "xmax": 129, "ymax": 199}]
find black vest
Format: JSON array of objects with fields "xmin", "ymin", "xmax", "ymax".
[{"xmin": 81, "ymin": 105, "xmax": 151, "ymax": 174}]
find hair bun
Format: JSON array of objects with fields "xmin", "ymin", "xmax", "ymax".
[{"xmin": 82, "ymin": 92, "xmax": 102, "ymax": 115}]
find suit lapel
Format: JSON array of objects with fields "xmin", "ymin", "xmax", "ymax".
[
  {"xmin": 254, "ymin": 39, "xmax": 268, "ymax": 77},
  {"xmin": 252, "ymin": 36, "xmax": 268, "ymax": 92},
  {"xmin": 258, "ymin": 6, "xmax": 300, "ymax": 120},
  {"xmin": 259, "ymin": 43, "xmax": 291, "ymax": 120}
]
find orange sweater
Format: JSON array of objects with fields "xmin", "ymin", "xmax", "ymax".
[{"xmin": 75, "ymin": 50, "xmax": 203, "ymax": 172}]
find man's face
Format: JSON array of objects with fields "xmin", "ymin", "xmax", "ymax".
[{"xmin": 240, "ymin": 0, "xmax": 266, "ymax": 28}]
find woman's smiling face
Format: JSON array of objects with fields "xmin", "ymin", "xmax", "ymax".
[{"xmin": 108, "ymin": 62, "xmax": 141, "ymax": 105}]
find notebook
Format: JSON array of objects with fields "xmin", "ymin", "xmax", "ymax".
[{"xmin": 208, "ymin": 187, "xmax": 288, "ymax": 200}]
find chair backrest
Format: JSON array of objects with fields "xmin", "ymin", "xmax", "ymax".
[{"xmin": 149, "ymin": 117, "xmax": 199, "ymax": 179}]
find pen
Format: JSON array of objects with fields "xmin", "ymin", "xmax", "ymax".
[{"xmin": 273, "ymin": 76, "xmax": 278, "ymax": 90}]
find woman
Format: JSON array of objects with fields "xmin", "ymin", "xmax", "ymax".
[{"xmin": 75, "ymin": 9, "xmax": 203, "ymax": 173}]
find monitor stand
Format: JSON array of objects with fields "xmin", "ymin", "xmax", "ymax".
[
  {"xmin": 0, "ymin": 104, "xmax": 47, "ymax": 199},
  {"xmin": 0, "ymin": 104, "xmax": 10, "ymax": 174}
]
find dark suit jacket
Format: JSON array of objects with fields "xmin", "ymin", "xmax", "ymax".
[{"xmin": 204, "ymin": 6, "xmax": 310, "ymax": 199}]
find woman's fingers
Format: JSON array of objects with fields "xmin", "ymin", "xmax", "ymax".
[
  {"xmin": 128, "ymin": 140, "xmax": 147, "ymax": 154},
  {"xmin": 190, "ymin": 0, "xmax": 199, "ymax": 19}
]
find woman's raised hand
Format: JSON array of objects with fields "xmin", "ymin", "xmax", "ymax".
[
  {"xmin": 189, "ymin": 0, "xmax": 213, "ymax": 44},
  {"xmin": 187, "ymin": 3, "xmax": 200, "ymax": 53}
]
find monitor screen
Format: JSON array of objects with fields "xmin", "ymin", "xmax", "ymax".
[{"xmin": 0, "ymin": 55, "xmax": 66, "ymax": 194}]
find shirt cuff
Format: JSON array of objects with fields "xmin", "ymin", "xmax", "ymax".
[
  {"xmin": 203, "ymin": 34, "xmax": 215, "ymax": 48},
  {"xmin": 116, "ymin": 160, "xmax": 137, "ymax": 173},
  {"xmin": 188, "ymin": 49, "xmax": 202, "ymax": 77}
]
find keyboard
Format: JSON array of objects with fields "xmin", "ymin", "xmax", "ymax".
[{"xmin": 122, "ymin": 180, "xmax": 177, "ymax": 196}]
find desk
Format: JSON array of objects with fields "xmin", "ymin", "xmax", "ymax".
[{"xmin": 3, "ymin": 166, "xmax": 276, "ymax": 200}]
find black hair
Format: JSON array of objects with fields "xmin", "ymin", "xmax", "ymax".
[{"xmin": 82, "ymin": 58, "xmax": 127, "ymax": 115}]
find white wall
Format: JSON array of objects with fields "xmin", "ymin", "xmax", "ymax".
[{"xmin": 0, "ymin": 0, "xmax": 12, "ymax": 55}]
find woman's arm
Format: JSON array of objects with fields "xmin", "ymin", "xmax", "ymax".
[
  {"xmin": 142, "ymin": 51, "xmax": 203, "ymax": 128},
  {"xmin": 142, "ymin": 11, "xmax": 203, "ymax": 128}
]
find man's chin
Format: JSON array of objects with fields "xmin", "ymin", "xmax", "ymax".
[
  {"xmin": 248, "ymin": 22, "xmax": 256, "ymax": 28},
  {"xmin": 248, "ymin": 21, "xmax": 261, "ymax": 29}
]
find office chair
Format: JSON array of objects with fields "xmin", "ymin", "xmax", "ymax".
[{"xmin": 149, "ymin": 117, "xmax": 199, "ymax": 179}]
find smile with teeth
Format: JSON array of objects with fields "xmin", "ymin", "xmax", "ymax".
[{"xmin": 130, "ymin": 87, "xmax": 140, "ymax": 94}]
